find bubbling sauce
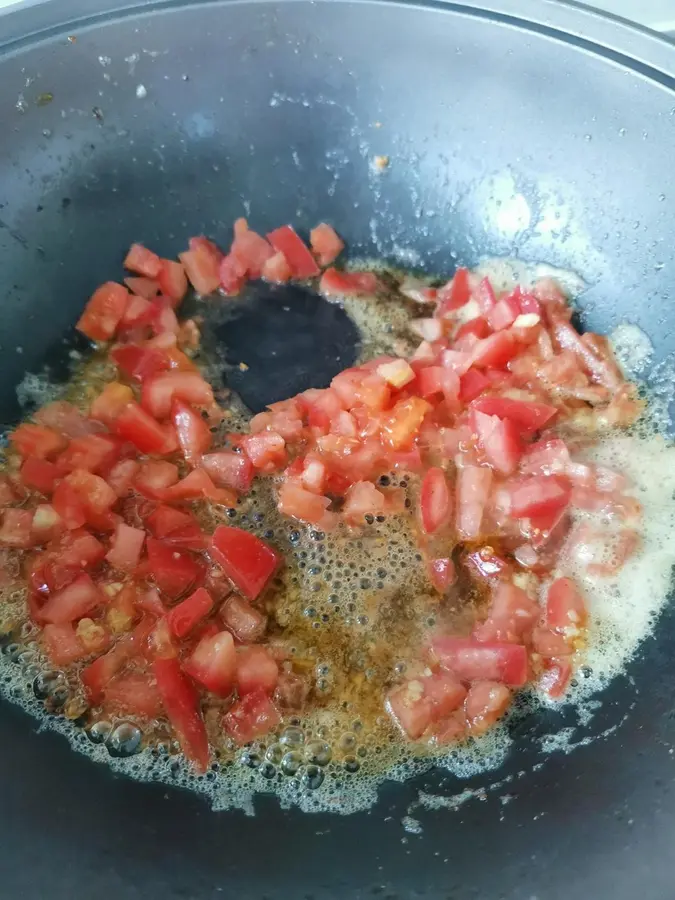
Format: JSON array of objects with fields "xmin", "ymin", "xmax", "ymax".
[{"xmin": 0, "ymin": 260, "xmax": 673, "ymax": 815}]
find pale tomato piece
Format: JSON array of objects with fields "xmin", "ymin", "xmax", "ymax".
[
  {"xmin": 103, "ymin": 672, "xmax": 164, "ymax": 719},
  {"xmin": 381, "ymin": 397, "xmax": 431, "ymax": 450},
  {"xmin": 262, "ymin": 251, "xmax": 292, "ymax": 283},
  {"xmin": 200, "ymin": 451, "xmax": 254, "ymax": 493},
  {"xmin": 471, "ymin": 396, "xmax": 558, "ymax": 435},
  {"xmin": 503, "ymin": 475, "xmax": 570, "ymax": 518},
  {"xmin": 278, "ymin": 482, "xmax": 335, "ymax": 529},
  {"xmin": 105, "ymin": 523, "xmax": 146, "ymax": 572},
  {"xmin": 310, "ymin": 223, "xmax": 344, "ymax": 266},
  {"xmin": 473, "ymin": 409, "xmax": 522, "ymax": 475},
  {"xmin": 172, "ymin": 398, "xmax": 212, "ymax": 464},
  {"xmin": 236, "ymin": 645, "xmax": 279, "ymax": 696},
  {"xmin": 532, "ymin": 626, "xmax": 573, "ymax": 658},
  {"xmin": 221, "ymin": 594, "xmax": 267, "ymax": 643},
  {"xmin": 428, "ymin": 557, "xmax": 456, "ymax": 593},
  {"xmin": 420, "ymin": 467, "xmax": 452, "ymax": 534},
  {"xmin": 455, "ymin": 466, "xmax": 492, "ymax": 540},
  {"xmin": 179, "ymin": 236, "xmax": 223, "ymax": 295},
  {"xmin": 40, "ymin": 573, "xmax": 104, "ymax": 625},
  {"xmin": 474, "ymin": 582, "xmax": 539, "ymax": 643},
  {"xmin": 342, "ymin": 481, "xmax": 387, "ymax": 525},
  {"xmin": 223, "ymin": 689, "xmax": 282, "ymax": 745},
  {"xmin": 76, "ymin": 282, "xmax": 129, "ymax": 342},
  {"xmin": 241, "ymin": 432, "xmax": 287, "ymax": 472},
  {"xmin": 183, "ymin": 629, "xmax": 236, "ymax": 696},
  {"xmin": 10, "ymin": 424, "xmax": 67, "ymax": 460},
  {"xmin": 539, "ymin": 658, "xmax": 573, "ymax": 699},
  {"xmin": 546, "ymin": 576, "xmax": 587, "ymax": 632},
  {"xmin": 42, "ymin": 622, "xmax": 88, "ymax": 666},
  {"xmin": 142, "ymin": 371, "xmax": 214, "ymax": 420},
  {"xmin": 124, "ymin": 243, "xmax": 162, "ymax": 278},
  {"xmin": 320, "ymin": 268, "xmax": 379, "ymax": 298},
  {"xmin": 432, "ymin": 637, "xmax": 528, "ymax": 687},
  {"xmin": 465, "ymin": 681, "xmax": 512, "ymax": 734}
]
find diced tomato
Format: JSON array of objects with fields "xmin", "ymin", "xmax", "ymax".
[
  {"xmin": 424, "ymin": 671, "xmax": 468, "ymax": 720},
  {"xmin": 519, "ymin": 438, "xmax": 570, "ymax": 476},
  {"xmin": 420, "ymin": 467, "xmax": 452, "ymax": 534},
  {"xmin": 56, "ymin": 434, "xmax": 121, "ymax": 476},
  {"xmin": 34, "ymin": 402, "xmax": 105, "ymax": 439},
  {"xmin": 106, "ymin": 459, "xmax": 141, "ymax": 498},
  {"xmin": 179, "ymin": 236, "xmax": 222, "ymax": 295},
  {"xmin": 0, "ymin": 509, "xmax": 36, "ymax": 549},
  {"xmin": 76, "ymin": 282, "xmax": 130, "ymax": 342},
  {"xmin": 90, "ymin": 383, "xmax": 135, "ymax": 427},
  {"xmin": 459, "ymin": 369, "xmax": 491, "ymax": 403},
  {"xmin": 241, "ymin": 432, "xmax": 287, "ymax": 472},
  {"xmin": 20, "ymin": 457, "xmax": 59, "ymax": 495},
  {"xmin": 300, "ymin": 457, "xmax": 327, "ymax": 494},
  {"xmin": 386, "ymin": 682, "xmax": 432, "ymax": 739},
  {"xmin": 31, "ymin": 504, "xmax": 63, "ymax": 542},
  {"xmin": 473, "ymin": 410, "xmax": 522, "ymax": 475},
  {"xmin": 105, "ymin": 523, "xmax": 145, "ymax": 571},
  {"xmin": 487, "ymin": 294, "xmax": 521, "ymax": 331},
  {"xmin": 103, "ymin": 672, "xmax": 163, "ymax": 719},
  {"xmin": 57, "ymin": 529, "xmax": 107, "ymax": 569},
  {"xmin": 532, "ymin": 626, "xmax": 573, "ymax": 657},
  {"xmin": 134, "ymin": 460, "xmax": 179, "ymax": 500},
  {"xmin": 262, "ymin": 251, "xmax": 292, "ymax": 283},
  {"xmin": 218, "ymin": 252, "xmax": 248, "ymax": 295},
  {"xmin": 473, "ymin": 581, "xmax": 538, "ymax": 643},
  {"xmin": 81, "ymin": 616, "xmax": 155, "ymax": 700},
  {"xmin": 235, "ymin": 645, "xmax": 279, "ymax": 696},
  {"xmin": 278, "ymin": 482, "xmax": 334, "ymax": 529},
  {"xmin": 342, "ymin": 481, "xmax": 387, "ymax": 525},
  {"xmin": 436, "ymin": 267, "xmax": 472, "ymax": 316},
  {"xmin": 182, "ymin": 629, "xmax": 236, "ymax": 697},
  {"xmin": 51, "ymin": 480, "xmax": 87, "ymax": 530},
  {"xmin": 310, "ymin": 223, "xmax": 344, "ymax": 266},
  {"xmin": 210, "ymin": 526, "xmax": 280, "ymax": 601},
  {"xmin": 381, "ymin": 397, "xmax": 431, "ymax": 450},
  {"xmin": 145, "ymin": 505, "xmax": 205, "ymax": 550},
  {"xmin": 167, "ymin": 587, "xmax": 213, "ymax": 639},
  {"xmin": 110, "ymin": 344, "xmax": 171, "ymax": 382},
  {"xmin": 0, "ymin": 476, "xmax": 16, "ymax": 506},
  {"xmin": 456, "ymin": 317, "xmax": 490, "ymax": 341},
  {"xmin": 145, "ymin": 538, "xmax": 203, "ymax": 601},
  {"xmin": 199, "ymin": 450, "xmax": 254, "ymax": 494},
  {"xmin": 231, "ymin": 227, "xmax": 275, "ymax": 279},
  {"xmin": 469, "ymin": 331, "xmax": 518, "ymax": 370},
  {"xmin": 428, "ymin": 557, "xmax": 456, "ymax": 593},
  {"xmin": 172, "ymin": 399, "xmax": 212, "ymax": 464},
  {"xmin": 456, "ymin": 466, "xmax": 492, "ymax": 539},
  {"xmin": 464, "ymin": 680, "xmax": 512, "ymax": 733},
  {"xmin": 159, "ymin": 469, "xmax": 236, "ymax": 506},
  {"xmin": 472, "ymin": 397, "xmax": 558, "ymax": 435},
  {"xmin": 546, "ymin": 576, "xmax": 587, "ymax": 632},
  {"xmin": 136, "ymin": 587, "xmax": 166, "ymax": 619},
  {"xmin": 120, "ymin": 293, "xmax": 152, "ymax": 329},
  {"xmin": 62, "ymin": 470, "xmax": 117, "ymax": 521},
  {"xmin": 432, "ymin": 637, "xmax": 528, "ymax": 687},
  {"xmin": 124, "ymin": 276, "xmax": 160, "ymax": 299},
  {"xmin": 221, "ymin": 594, "xmax": 267, "ymax": 643},
  {"xmin": 153, "ymin": 656, "xmax": 210, "ymax": 772},
  {"xmin": 266, "ymin": 225, "xmax": 319, "ymax": 279},
  {"xmin": 465, "ymin": 548, "xmax": 511, "ymax": 583},
  {"xmin": 39, "ymin": 573, "xmax": 103, "ymax": 624},
  {"xmin": 142, "ymin": 371, "xmax": 214, "ymax": 421},
  {"xmin": 42, "ymin": 622, "xmax": 88, "ymax": 665},
  {"xmin": 503, "ymin": 475, "xmax": 570, "ymax": 518},
  {"xmin": 115, "ymin": 402, "xmax": 177, "ymax": 456},
  {"xmin": 319, "ymin": 268, "xmax": 379, "ymax": 298},
  {"xmin": 223, "ymin": 688, "xmax": 282, "ymax": 745},
  {"xmin": 10, "ymin": 424, "xmax": 67, "ymax": 460},
  {"xmin": 124, "ymin": 243, "xmax": 162, "ymax": 278},
  {"xmin": 157, "ymin": 259, "xmax": 188, "ymax": 303},
  {"xmin": 475, "ymin": 277, "xmax": 497, "ymax": 315},
  {"xmin": 539, "ymin": 658, "xmax": 573, "ymax": 699},
  {"xmin": 273, "ymin": 672, "xmax": 309, "ymax": 711}
]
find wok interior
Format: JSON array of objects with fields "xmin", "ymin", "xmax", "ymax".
[{"xmin": 1, "ymin": 2, "xmax": 675, "ymax": 896}]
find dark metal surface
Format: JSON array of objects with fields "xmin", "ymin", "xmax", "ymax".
[{"xmin": 1, "ymin": 1, "xmax": 675, "ymax": 897}]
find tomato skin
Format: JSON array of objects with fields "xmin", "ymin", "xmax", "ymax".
[
  {"xmin": 20, "ymin": 457, "xmax": 59, "ymax": 495},
  {"xmin": 310, "ymin": 223, "xmax": 344, "ymax": 266},
  {"xmin": 172, "ymin": 398, "xmax": 212, "ymax": 464},
  {"xmin": 200, "ymin": 451, "xmax": 254, "ymax": 494},
  {"xmin": 76, "ymin": 282, "xmax": 129, "ymax": 341},
  {"xmin": 145, "ymin": 537, "xmax": 204, "ymax": 601},
  {"xmin": 221, "ymin": 594, "xmax": 267, "ymax": 643},
  {"xmin": 210, "ymin": 526, "xmax": 280, "ymax": 601},
  {"xmin": 432, "ymin": 637, "xmax": 529, "ymax": 687},
  {"xmin": 10, "ymin": 424, "xmax": 67, "ymax": 460},
  {"xmin": 115, "ymin": 402, "xmax": 177, "ymax": 456},
  {"xmin": 266, "ymin": 225, "xmax": 319, "ymax": 279},
  {"xmin": 471, "ymin": 397, "xmax": 558, "ymax": 435},
  {"xmin": 39, "ymin": 573, "xmax": 103, "ymax": 625},
  {"xmin": 420, "ymin": 467, "xmax": 452, "ymax": 535},
  {"xmin": 153, "ymin": 657, "xmax": 210, "ymax": 772},
  {"xmin": 167, "ymin": 587, "xmax": 214, "ymax": 639},
  {"xmin": 124, "ymin": 243, "xmax": 162, "ymax": 278},
  {"xmin": 546, "ymin": 576, "xmax": 587, "ymax": 632},
  {"xmin": 105, "ymin": 523, "xmax": 146, "ymax": 572},
  {"xmin": 223, "ymin": 688, "xmax": 282, "ymax": 745}
]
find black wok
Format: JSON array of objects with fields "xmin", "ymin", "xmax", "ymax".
[{"xmin": 1, "ymin": 0, "xmax": 675, "ymax": 897}]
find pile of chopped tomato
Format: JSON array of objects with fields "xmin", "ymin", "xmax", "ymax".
[{"xmin": 0, "ymin": 220, "xmax": 645, "ymax": 768}]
